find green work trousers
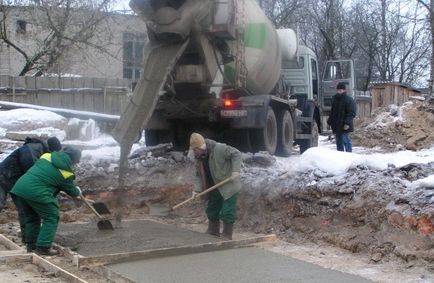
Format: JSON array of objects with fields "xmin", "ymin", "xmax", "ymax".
[
  {"xmin": 15, "ymin": 196, "xmax": 59, "ymax": 248},
  {"xmin": 206, "ymin": 190, "xmax": 238, "ymax": 224}
]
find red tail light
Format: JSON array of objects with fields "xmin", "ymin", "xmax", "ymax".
[
  {"xmin": 224, "ymin": 99, "xmax": 233, "ymax": 108},
  {"xmin": 222, "ymin": 99, "xmax": 241, "ymax": 109}
]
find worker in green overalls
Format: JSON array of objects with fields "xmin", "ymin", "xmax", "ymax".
[
  {"xmin": 11, "ymin": 146, "xmax": 82, "ymax": 256},
  {"xmin": 190, "ymin": 133, "xmax": 242, "ymax": 240}
]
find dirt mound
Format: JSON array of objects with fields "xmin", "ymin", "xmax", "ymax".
[{"xmin": 352, "ymin": 100, "xmax": 434, "ymax": 151}]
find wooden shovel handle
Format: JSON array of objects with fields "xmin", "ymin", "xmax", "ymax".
[
  {"xmin": 171, "ymin": 174, "xmax": 238, "ymax": 211},
  {"xmin": 80, "ymin": 195, "xmax": 103, "ymax": 219}
]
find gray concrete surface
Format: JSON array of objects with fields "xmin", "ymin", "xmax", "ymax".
[
  {"xmin": 56, "ymin": 220, "xmax": 221, "ymax": 256},
  {"xmin": 109, "ymin": 247, "xmax": 373, "ymax": 283}
]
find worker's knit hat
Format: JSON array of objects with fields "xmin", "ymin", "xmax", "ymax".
[
  {"xmin": 189, "ymin": 133, "xmax": 206, "ymax": 150},
  {"xmin": 47, "ymin": 137, "xmax": 62, "ymax": 152},
  {"xmin": 336, "ymin": 82, "xmax": 346, "ymax": 90},
  {"xmin": 63, "ymin": 146, "xmax": 81, "ymax": 164}
]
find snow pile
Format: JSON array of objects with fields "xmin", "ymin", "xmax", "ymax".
[
  {"xmin": 0, "ymin": 109, "xmax": 67, "ymax": 131},
  {"xmin": 274, "ymin": 146, "xmax": 434, "ymax": 177},
  {"xmin": 410, "ymin": 175, "xmax": 434, "ymax": 189},
  {"xmin": 365, "ymin": 104, "xmax": 403, "ymax": 130},
  {"xmin": 67, "ymin": 118, "xmax": 100, "ymax": 141}
]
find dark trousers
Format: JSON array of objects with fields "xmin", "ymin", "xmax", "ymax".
[
  {"xmin": 206, "ymin": 190, "xmax": 238, "ymax": 224},
  {"xmin": 15, "ymin": 196, "xmax": 59, "ymax": 248},
  {"xmin": 0, "ymin": 184, "xmax": 6, "ymax": 212}
]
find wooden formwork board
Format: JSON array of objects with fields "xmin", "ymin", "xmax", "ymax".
[
  {"xmin": 0, "ymin": 233, "xmax": 87, "ymax": 283},
  {"xmin": 0, "ymin": 233, "xmax": 22, "ymax": 250},
  {"xmin": 60, "ymin": 234, "xmax": 276, "ymax": 268},
  {"xmin": 0, "ymin": 253, "xmax": 87, "ymax": 283}
]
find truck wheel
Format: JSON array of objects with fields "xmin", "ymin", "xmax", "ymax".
[
  {"xmin": 276, "ymin": 109, "xmax": 294, "ymax": 157},
  {"xmin": 299, "ymin": 123, "xmax": 319, "ymax": 154},
  {"xmin": 251, "ymin": 107, "xmax": 277, "ymax": 155}
]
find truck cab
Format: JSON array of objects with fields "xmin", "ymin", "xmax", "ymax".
[
  {"xmin": 321, "ymin": 59, "xmax": 356, "ymax": 116},
  {"xmin": 281, "ymin": 45, "xmax": 319, "ymax": 102},
  {"xmin": 280, "ymin": 45, "xmax": 320, "ymax": 153}
]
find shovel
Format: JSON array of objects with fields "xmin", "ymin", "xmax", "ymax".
[
  {"xmin": 79, "ymin": 195, "xmax": 114, "ymax": 230},
  {"xmin": 171, "ymin": 173, "xmax": 239, "ymax": 211}
]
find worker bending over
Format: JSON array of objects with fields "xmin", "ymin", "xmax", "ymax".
[
  {"xmin": 190, "ymin": 133, "xmax": 241, "ymax": 240},
  {"xmin": 0, "ymin": 137, "xmax": 61, "ymax": 242},
  {"xmin": 11, "ymin": 146, "xmax": 82, "ymax": 255}
]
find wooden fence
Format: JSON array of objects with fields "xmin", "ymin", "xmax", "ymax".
[
  {"xmin": 355, "ymin": 91, "xmax": 371, "ymax": 118},
  {"xmin": 0, "ymin": 76, "xmax": 423, "ymax": 120},
  {"xmin": 370, "ymin": 82, "xmax": 422, "ymax": 110},
  {"xmin": 0, "ymin": 76, "xmax": 132, "ymax": 115}
]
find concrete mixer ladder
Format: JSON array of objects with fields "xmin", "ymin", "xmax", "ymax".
[{"xmin": 234, "ymin": 0, "xmax": 247, "ymax": 89}]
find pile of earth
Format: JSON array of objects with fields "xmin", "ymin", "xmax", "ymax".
[{"xmin": 352, "ymin": 99, "xmax": 434, "ymax": 151}]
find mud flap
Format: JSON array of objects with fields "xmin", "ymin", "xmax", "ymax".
[{"xmin": 112, "ymin": 40, "xmax": 190, "ymax": 153}]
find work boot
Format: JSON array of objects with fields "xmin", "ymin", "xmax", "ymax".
[
  {"xmin": 26, "ymin": 243, "xmax": 36, "ymax": 253},
  {"xmin": 222, "ymin": 223, "xmax": 233, "ymax": 240},
  {"xmin": 35, "ymin": 246, "xmax": 58, "ymax": 256},
  {"xmin": 206, "ymin": 221, "xmax": 220, "ymax": 237}
]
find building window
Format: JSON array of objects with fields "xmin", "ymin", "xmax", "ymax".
[
  {"xmin": 16, "ymin": 20, "xmax": 27, "ymax": 34},
  {"xmin": 123, "ymin": 32, "xmax": 145, "ymax": 80}
]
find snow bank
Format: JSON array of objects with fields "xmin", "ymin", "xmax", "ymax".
[{"xmin": 0, "ymin": 109, "xmax": 67, "ymax": 131}]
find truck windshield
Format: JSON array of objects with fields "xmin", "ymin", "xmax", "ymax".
[
  {"xmin": 323, "ymin": 61, "xmax": 352, "ymax": 81},
  {"xmin": 282, "ymin": 57, "xmax": 304, "ymax": 69}
]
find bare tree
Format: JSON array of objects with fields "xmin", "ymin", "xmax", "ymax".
[
  {"xmin": 416, "ymin": 0, "xmax": 434, "ymax": 94},
  {"xmin": 0, "ymin": 0, "xmax": 116, "ymax": 76},
  {"xmin": 258, "ymin": 0, "xmax": 304, "ymax": 28}
]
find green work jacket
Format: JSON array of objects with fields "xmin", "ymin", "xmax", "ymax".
[
  {"xmin": 11, "ymin": 152, "xmax": 80, "ymax": 206},
  {"xmin": 194, "ymin": 139, "xmax": 242, "ymax": 200}
]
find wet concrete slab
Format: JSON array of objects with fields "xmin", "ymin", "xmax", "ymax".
[
  {"xmin": 108, "ymin": 247, "xmax": 373, "ymax": 283},
  {"xmin": 56, "ymin": 220, "xmax": 221, "ymax": 257}
]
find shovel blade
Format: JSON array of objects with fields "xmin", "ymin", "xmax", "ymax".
[
  {"xmin": 97, "ymin": 220, "xmax": 114, "ymax": 230},
  {"xmin": 92, "ymin": 202, "xmax": 111, "ymax": 215}
]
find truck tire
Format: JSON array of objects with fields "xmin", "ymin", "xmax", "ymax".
[
  {"xmin": 276, "ymin": 109, "xmax": 294, "ymax": 157},
  {"xmin": 251, "ymin": 106, "xmax": 277, "ymax": 155},
  {"xmin": 299, "ymin": 123, "xmax": 319, "ymax": 154}
]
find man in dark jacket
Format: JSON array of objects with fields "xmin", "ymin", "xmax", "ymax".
[
  {"xmin": 327, "ymin": 82, "xmax": 357, "ymax": 152},
  {"xmin": 0, "ymin": 137, "xmax": 61, "ymax": 242},
  {"xmin": 11, "ymin": 146, "xmax": 81, "ymax": 255},
  {"xmin": 190, "ymin": 133, "xmax": 241, "ymax": 240}
]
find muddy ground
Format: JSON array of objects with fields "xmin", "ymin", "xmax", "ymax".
[{"xmin": 353, "ymin": 100, "xmax": 434, "ymax": 151}]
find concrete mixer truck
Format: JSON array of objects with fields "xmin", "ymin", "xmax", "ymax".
[{"xmin": 112, "ymin": 0, "xmax": 354, "ymax": 156}]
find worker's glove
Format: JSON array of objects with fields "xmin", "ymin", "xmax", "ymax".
[
  {"xmin": 231, "ymin": 172, "xmax": 240, "ymax": 179},
  {"xmin": 75, "ymin": 186, "xmax": 82, "ymax": 195},
  {"xmin": 343, "ymin": 124, "xmax": 350, "ymax": 131},
  {"xmin": 192, "ymin": 191, "xmax": 199, "ymax": 199}
]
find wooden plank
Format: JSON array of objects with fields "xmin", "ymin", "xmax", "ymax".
[
  {"xmin": 71, "ymin": 78, "xmax": 84, "ymax": 89},
  {"xmin": 0, "ymin": 253, "xmax": 31, "ymax": 263},
  {"xmin": 78, "ymin": 234, "xmax": 277, "ymax": 267},
  {"xmin": 0, "ymin": 75, "xmax": 10, "ymax": 87},
  {"xmin": 32, "ymin": 254, "xmax": 88, "ymax": 283},
  {"xmin": 82, "ymin": 78, "xmax": 94, "ymax": 88},
  {"xmin": 0, "ymin": 234, "xmax": 23, "ymax": 250},
  {"xmin": 0, "ymin": 250, "xmax": 28, "ymax": 256},
  {"xmin": 92, "ymin": 78, "xmax": 106, "ymax": 88},
  {"xmin": 25, "ymin": 77, "xmax": 37, "ymax": 90},
  {"xmin": 60, "ymin": 77, "xmax": 73, "ymax": 89}
]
